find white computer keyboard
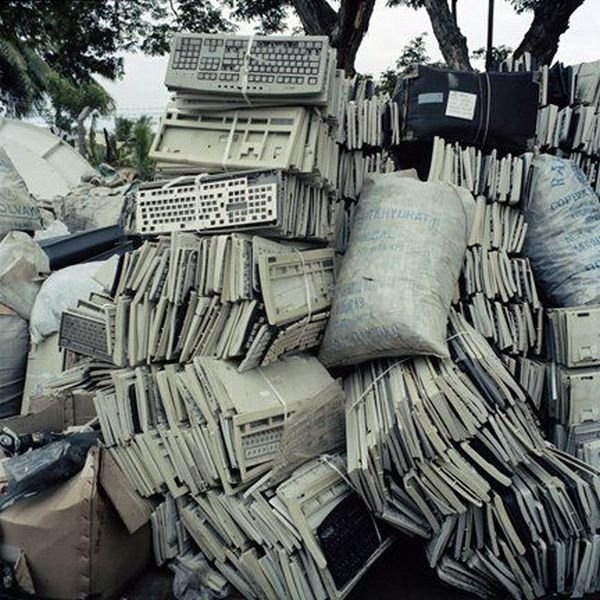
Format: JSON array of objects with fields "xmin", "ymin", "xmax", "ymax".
[{"xmin": 165, "ymin": 33, "xmax": 330, "ymax": 96}]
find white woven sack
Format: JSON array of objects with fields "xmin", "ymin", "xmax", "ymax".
[{"xmin": 319, "ymin": 173, "xmax": 474, "ymax": 368}]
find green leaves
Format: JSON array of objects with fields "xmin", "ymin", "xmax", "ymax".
[
  {"xmin": 377, "ymin": 33, "xmax": 446, "ymax": 96},
  {"xmin": 111, "ymin": 115, "xmax": 155, "ymax": 180},
  {"xmin": 0, "ymin": 38, "xmax": 52, "ymax": 116},
  {"xmin": 508, "ymin": 0, "xmax": 540, "ymax": 14}
]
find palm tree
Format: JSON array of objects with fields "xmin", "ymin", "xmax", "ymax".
[{"xmin": 0, "ymin": 39, "xmax": 52, "ymax": 116}]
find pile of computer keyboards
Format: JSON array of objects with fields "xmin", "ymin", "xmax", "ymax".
[{"xmin": 52, "ymin": 34, "xmax": 600, "ymax": 599}]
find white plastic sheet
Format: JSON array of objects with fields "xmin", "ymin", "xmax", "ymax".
[
  {"xmin": 0, "ymin": 231, "xmax": 49, "ymax": 319},
  {"xmin": 29, "ymin": 262, "xmax": 104, "ymax": 343},
  {"xmin": 0, "ymin": 314, "xmax": 28, "ymax": 417},
  {"xmin": 0, "ymin": 147, "xmax": 41, "ymax": 237}
]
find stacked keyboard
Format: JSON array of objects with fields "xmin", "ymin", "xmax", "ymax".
[
  {"xmin": 129, "ymin": 169, "xmax": 335, "ymax": 241},
  {"xmin": 153, "ymin": 33, "xmax": 345, "ymax": 183},
  {"xmin": 150, "ymin": 455, "xmax": 393, "ymax": 599},
  {"xmin": 150, "ymin": 106, "xmax": 339, "ymax": 186},
  {"xmin": 58, "ymin": 233, "xmax": 335, "ymax": 370},
  {"xmin": 166, "ymin": 34, "xmax": 335, "ymax": 104}
]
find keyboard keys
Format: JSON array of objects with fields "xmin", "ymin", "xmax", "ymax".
[{"xmin": 166, "ymin": 33, "xmax": 331, "ymax": 98}]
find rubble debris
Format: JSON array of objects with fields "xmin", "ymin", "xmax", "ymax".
[
  {"xmin": 52, "ymin": 182, "xmax": 130, "ymax": 232},
  {"xmin": 0, "ymin": 148, "xmax": 41, "ymax": 238},
  {"xmin": 0, "ymin": 426, "xmax": 64, "ymax": 457},
  {"xmin": 171, "ymin": 551, "xmax": 232, "ymax": 600}
]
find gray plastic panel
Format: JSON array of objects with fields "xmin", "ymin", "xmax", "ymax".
[{"xmin": 59, "ymin": 310, "xmax": 112, "ymax": 362}]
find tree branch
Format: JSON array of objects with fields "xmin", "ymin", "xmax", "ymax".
[
  {"xmin": 514, "ymin": 0, "xmax": 585, "ymax": 65},
  {"xmin": 331, "ymin": 0, "xmax": 376, "ymax": 75},
  {"xmin": 422, "ymin": 0, "xmax": 472, "ymax": 71},
  {"xmin": 290, "ymin": 0, "xmax": 374, "ymax": 74},
  {"xmin": 289, "ymin": 0, "xmax": 337, "ymax": 35}
]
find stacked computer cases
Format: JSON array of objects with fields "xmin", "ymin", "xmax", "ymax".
[
  {"xmin": 151, "ymin": 455, "xmax": 394, "ymax": 600},
  {"xmin": 52, "ymin": 35, "xmax": 600, "ymax": 600},
  {"xmin": 332, "ymin": 77, "xmax": 396, "ymax": 256},
  {"xmin": 546, "ymin": 306, "xmax": 600, "ymax": 464},
  {"xmin": 59, "ymin": 232, "xmax": 335, "ymax": 370},
  {"xmin": 53, "ymin": 33, "xmax": 396, "ymax": 600},
  {"xmin": 152, "ymin": 33, "xmax": 344, "ymax": 184}
]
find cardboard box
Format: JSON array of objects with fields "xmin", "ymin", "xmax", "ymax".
[
  {"xmin": 99, "ymin": 448, "xmax": 155, "ymax": 534},
  {"xmin": 0, "ymin": 389, "xmax": 97, "ymax": 435},
  {"xmin": 0, "ymin": 447, "xmax": 151, "ymax": 599},
  {"xmin": 0, "ymin": 394, "xmax": 67, "ymax": 434},
  {"xmin": 21, "ymin": 334, "xmax": 62, "ymax": 413}
]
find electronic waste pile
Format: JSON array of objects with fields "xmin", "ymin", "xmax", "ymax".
[
  {"xmin": 502, "ymin": 55, "xmax": 600, "ymax": 470},
  {"xmin": 42, "ymin": 32, "xmax": 600, "ymax": 600},
  {"xmin": 54, "ymin": 33, "xmax": 394, "ymax": 600}
]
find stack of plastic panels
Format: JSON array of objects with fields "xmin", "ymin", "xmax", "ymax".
[
  {"xmin": 152, "ymin": 34, "xmax": 343, "ymax": 186},
  {"xmin": 344, "ymin": 310, "xmax": 600, "ymax": 599},
  {"xmin": 150, "ymin": 455, "xmax": 393, "ymax": 599},
  {"xmin": 428, "ymin": 136, "xmax": 545, "ymax": 409},
  {"xmin": 59, "ymin": 233, "xmax": 335, "ymax": 371},
  {"xmin": 546, "ymin": 306, "xmax": 600, "ymax": 462},
  {"xmin": 130, "ymin": 169, "xmax": 335, "ymax": 241}
]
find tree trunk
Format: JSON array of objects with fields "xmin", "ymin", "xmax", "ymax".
[
  {"xmin": 290, "ymin": 0, "xmax": 337, "ymax": 36},
  {"xmin": 290, "ymin": 0, "xmax": 375, "ymax": 75},
  {"xmin": 514, "ymin": 0, "xmax": 585, "ymax": 66},
  {"xmin": 331, "ymin": 0, "xmax": 376, "ymax": 75},
  {"xmin": 422, "ymin": 0, "xmax": 473, "ymax": 71}
]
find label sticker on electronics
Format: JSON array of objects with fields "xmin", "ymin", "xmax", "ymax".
[
  {"xmin": 445, "ymin": 91, "xmax": 477, "ymax": 120},
  {"xmin": 418, "ymin": 92, "xmax": 444, "ymax": 104}
]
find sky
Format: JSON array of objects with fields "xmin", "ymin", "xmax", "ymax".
[{"xmin": 99, "ymin": 0, "xmax": 600, "ymax": 118}]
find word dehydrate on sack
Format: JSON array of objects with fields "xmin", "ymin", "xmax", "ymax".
[{"xmin": 319, "ymin": 174, "xmax": 474, "ymax": 368}]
